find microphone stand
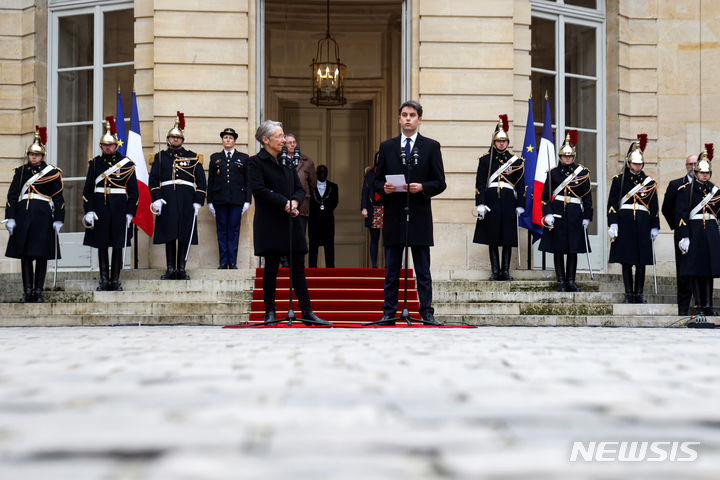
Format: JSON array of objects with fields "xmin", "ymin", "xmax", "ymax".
[{"xmin": 364, "ymin": 149, "xmax": 438, "ymax": 327}]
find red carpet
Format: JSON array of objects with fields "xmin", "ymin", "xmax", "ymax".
[{"xmin": 225, "ymin": 267, "xmax": 473, "ymax": 328}]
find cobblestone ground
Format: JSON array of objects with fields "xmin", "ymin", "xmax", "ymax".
[{"xmin": 0, "ymin": 326, "xmax": 719, "ymax": 480}]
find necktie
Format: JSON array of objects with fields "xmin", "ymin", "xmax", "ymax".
[
  {"xmin": 404, "ymin": 137, "xmax": 411, "ymax": 159},
  {"xmin": 227, "ymin": 152, "xmax": 231, "ymax": 160}
]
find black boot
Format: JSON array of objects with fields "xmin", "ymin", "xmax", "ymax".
[
  {"xmin": 301, "ymin": 310, "xmax": 331, "ymax": 326},
  {"xmin": 20, "ymin": 258, "xmax": 34, "ymax": 303},
  {"xmin": 109, "ymin": 248, "xmax": 123, "ymax": 291},
  {"xmin": 500, "ymin": 246, "xmax": 514, "ymax": 281},
  {"xmin": 33, "ymin": 259, "xmax": 47, "ymax": 303},
  {"xmin": 622, "ymin": 264, "xmax": 634, "ymax": 303},
  {"xmin": 554, "ymin": 254, "xmax": 567, "ymax": 292},
  {"xmin": 161, "ymin": 242, "xmax": 176, "ymax": 280},
  {"xmin": 634, "ymin": 265, "xmax": 647, "ymax": 303},
  {"xmin": 692, "ymin": 277, "xmax": 704, "ymax": 315},
  {"xmin": 97, "ymin": 248, "xmax": 110, "ymax": 291},
  {"xmin": 263, "ymin": 310, "xmax": 278, "ymax": 326},
  {"xmin": 176, "ymin": 243, "xmax": 190, "ymax": 280},
  {"xmin": 566, "ymin": 254, "xmax": 580, "ymax": 292},
  {"xmin": 702, "ymin": 277, "xmax": 717, "ymax": 316},
  {"xmin": 488, "ymin": 246, "xmax": 500, "ymax": 281}
]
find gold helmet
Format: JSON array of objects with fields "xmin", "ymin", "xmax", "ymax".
[
  {"xmin": 626, "ymin": 133, "xmax": 648, "ymax": 165},
  {"xmin": 26, "ymin": 125, "xmax": 46, "ymax": 155},
  {"xmin": 695, "ymin": 143, "xmax": 713, "ymax": 174},
  {"xmin": 99, "ymin": 116, "xmax": 118, "ymax": 146},
  {"xmin": 492, "ymin": 114, "xmax": 510, "ymax": 143},
  {"xmin": 167, "ymin": 111, "xmax": 185, "ymax": 139},
  {"xmin": 558, "ymin": 130, "xmax": 578, "ymax": 157}
]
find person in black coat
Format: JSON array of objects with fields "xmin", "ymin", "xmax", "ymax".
[
  {"xmin": 373, "ymin": 100, "xmax": 447, "ymax": 325},
  {"xmin": 309, "ymin": 165, "xmax": 339, "ymax": 268},
  {"xmin": 4, "ymin": 127, "xmax": 64, "ymax": 303},
  {"xmin": 675, "ymin": 146, "xmax": 720, "ymax": 316},
  {"xmin": 207, "ymin": 127, "xmax": 251, "ymax": 269},
  {"xmin": 607, "ymin": 134, "xmax": 659, "ymax": 304},
  {"xmin": 473, "ymin": 115, "xmax": 525, "ymax": 281},
  {"xmin": 82, "ymin": 118, "xmax": 138, "ymax": 291},
  {"xmin": 538, "ymin": 131, "xmax": 593, "ymax": 292},
  {"xmin": 361, "ymin": 152, "xmax": 383, "ymax": 268},
  {"xmin": 149, "ymin": 112, "xmax": 206, "ymax": 280},
  {"xmin": 248, "ymin": 119, "xmax": 330, "ymax": 326},
  {"xmin": 661, "ymin": 154, "xmax": 697, "ymax": 315}
]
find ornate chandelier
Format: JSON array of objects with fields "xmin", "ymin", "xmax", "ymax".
[{"xmin": 310, "ymin": 0, "xmax": 346, "ymax": 106}]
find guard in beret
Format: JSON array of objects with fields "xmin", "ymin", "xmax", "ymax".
[
  {"xmin": 82, "ymin": 117, "xmax": 139, "ymax": 291},
  {"xmin": 675, "ymin": 144, "xmax": 720, "ymax": 316},
  {"xmin": 473, "ymin": 114, "xmax": 526, "ymax": 281},
  {"xmin": 207, "ymin": 127, "xmax": 251, "ymax": 269},
  {"xmin": 149, "ymin": 112, "xmax": 206, "ymax": 280},
  {"xmin": 4, "ymin": 126, "xmax": 65, "ymax": 303},
  {"xmin": 607, "ymin": 134, "xmax": 659, "ymax": 304},
  {"xmin": 539, "ymin": 130, "xmax": 593, "ymax": 292}
]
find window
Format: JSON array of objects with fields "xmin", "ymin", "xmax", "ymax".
[{"xmin": 49, "ymin": 2, "xmax": 134, "ymax": 232}]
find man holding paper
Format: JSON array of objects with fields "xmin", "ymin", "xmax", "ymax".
[{"xmin": 373, "ymin": 100, "xmax": 447, "ymax": 325}]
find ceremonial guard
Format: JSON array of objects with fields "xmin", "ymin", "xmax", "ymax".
[
  {"xmin": 538, "ymin": 131, "xmax": 593, "ymax": 292},
  {"xmin": 82, "ymin": 117, "xmax": 138, "ymax": 291},
  {"xmin": 4, "ymin": 127, "xmax": 64, "ymax": 303},
  {"xmin": 207, "ymin": 127, "xmax": 251, "ymax": 269},
  {"xmin": 473, "ymin": 115, "xmax": 525, "ymax": 280},
  {"xmin": 149, "ymin": 112, "xmax": 206, "ymax": 280},
  {"xmin": 607, "ymin": 134, "xmax": 659, "ymax": 304},
  {"xmin": 675, "ymin": 145, "xmax": 720, "ymax": 316},
  {"xmin": 309, "ymin": 165, "xmax": 339, "ymax": 268}
]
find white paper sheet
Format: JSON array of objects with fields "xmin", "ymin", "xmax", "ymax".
[{"xmin": 386, "ymin": 174, "xmax": 407, "ymax": 192}]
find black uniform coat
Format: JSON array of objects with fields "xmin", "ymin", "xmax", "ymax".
[
  {"xmin": 82, "ymin": 152, "xmax": 139, "ymax": 249},
  {"xmin": 361, "ymin": 168, "xmax": 382, "ymax": 228},
  {"xmin": 607, "ymin": 168, "xmax": 659, "ymax": 265},
  {"xmin": 675, "ymin": 179, "xmax": 720, "ymax": 277},
  {"xmin": 248, "ymin": 148, "xmax": 307, "ymax": 256},
  {"xmin": 373, "ymin": 134, "xmax": 446, "ymax": 246},
  {"xmin": 309, "ymin": 181, "xmax": 339, "ymax": 245},
  {"xmin": 207, "ymin": 149, "xmax": 251, "ymax": 206},
  {"xmin": 538, "ymin": 162, "xmax": 593, "ymax": 254},
  {"xmin": 661, "ymin": 175, "xmax": 691, "ymax": 242},
  {"xmin": 473, "ymin": 148, "xmax": 525, "ymax": 246},
  {"xmin": 5, "ymin": 161, "xmax": 64, "ymax": 259},
  {"xmin": 149, "ymin": 147, "xmax": 206, "ymax": 245}
]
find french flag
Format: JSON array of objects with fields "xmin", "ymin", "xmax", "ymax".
[
  {"xmin": 126, "ymin": 92, "xmax": 153, "ymax": 236},
  {"xmin": 533, "ymin": 98, "xmax": 557, "ymax": 227}
]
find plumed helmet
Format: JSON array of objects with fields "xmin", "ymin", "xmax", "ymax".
[
  {"xmin": 558, "ymin": 130, "xmax": 578, "ymax": 157},
  {"xmin": 626, "ymin": 133, "xmax": 647, "ymax": 165},
  {"xmin": 695, "ymin": 143, "xmax": 713, "ymax": 174},
  {"xmin": 492, "ymin": 114, "xmax": 510, "ymax": 143},
  {"xmin": 167, "ymin": 111, "xmax": 185, "ymax": 139},
  {"xmin": 100, "ymin": 116, "xmax": 119, "ymax": 146},
  {"xmin": 27, "ymin": 125, "xmax": 46, "ymax": 155}
]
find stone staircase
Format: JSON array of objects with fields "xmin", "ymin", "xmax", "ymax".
[{"xmin": 0, "ymin": 268, "xmax": 704, "ymax": 328}]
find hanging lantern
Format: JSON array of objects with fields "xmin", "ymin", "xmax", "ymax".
[{"xmin": 310, "ymin": 0, "xmax": 346, "ymax": 107}]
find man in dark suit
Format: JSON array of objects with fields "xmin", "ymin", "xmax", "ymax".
[
  {"xmin": 661, "ymin": 154, "xmax": 697, "ymax": 315},
  {"xmin": 207, "ymin": 128, "xmax": 251, "ymax": 269},
  {"xmin": 373, "ymin": 100, "xmax": 447, "ymax": 325},
  {"xmin": 309, "ymin": 165, "xmax": 339, "ymax": 268}
]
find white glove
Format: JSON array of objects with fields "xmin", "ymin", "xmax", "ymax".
[
  {"xmin": 152, "ymin": 199, "xmax": 164, "ymax": 215},
  {"xmin": 6, "ymin": 219, "xmax": 15, "ymax": 235},
  {"xmin": 608, "ymin": 224, "xmax": 618, "ymax": 239},
  {"xmin": 476, "ymin": 205, "xmax": 488, "ymax": 219},
  {"xmin": 208, "ymin": 203, "xmax": 216, "ymax": 217},
  {"xmin": 515, "ymin": 207, "xmax": 525, "ymax": 216},
  {"xmin": 84, "ymin": 212, "xmax": 96, "ymax": 228},
  {"xmin": 650, "ymin": 227, "xmax": 659, "ymax": 241},
  {"xmin": 53, "ymin": 221, "xmax": 63, "ymax": 234},
  {"xmin": 679, "ymin": 237, "xmax": 690, "ymax": 253},
  {"xmin": 126, "ymin": 214, "xmax": 133, "ymax": 227},
  {"xmin": 582, "ymin": 219, "xmax": 590, "ymax": 228},
  {"xmin": 543, "ymin": 214, "xmax": 555, "ymax": 226},
  {"xmin": 193, "ymin": 203, "xmax": 201, "ymax": 215},
  {"xmin": 242, "ymin": 202, "xmax": 250, "ymax": 215}
]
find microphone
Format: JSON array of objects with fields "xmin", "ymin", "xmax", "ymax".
[
  {"xmin": 400, "ymin": 150, "xmax": 407, "ymax": 166},
  {"xmin": 412, "ymin": 149, "xmax": 419, "ymax": 166},
  {"xmin": 280, "ymin": 146, "xmax": 288, "ymax": 167},
  {"xmin": 293, "ymin": 146, "xmax": 301, "ymax": 168}
]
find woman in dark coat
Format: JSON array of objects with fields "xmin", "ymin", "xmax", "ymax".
[
  {"xmin": 361, "ymin": 152, "xmax": 383, "ymax": 268},
  {"xmin": 4, "ymin": 127, "xmax": 64, "ymax": 303},
  {"xmin": 248, "ymin": 120, "xmax": 330, "ymax": 326},
  {"xmin": 607, "ymin": 134, "xmax": 659, "ymax": 304}
]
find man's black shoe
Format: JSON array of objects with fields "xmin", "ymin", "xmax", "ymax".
[
  {"xmin": 218, "ymin": 264, "xmax": 228, "ymax": 269},
  {"xmin": 301, "ymin": 311, "xmax": 331, "ymax": 326},
  {"xmin": 373, "ymin": 315, "xmax": 396, "ymax": 326},
  {"xmin": 161, "ymin": 268, "xmax": 176, "ymax": 280},
  {"xmin": 229, "ymin": 264, "xmax": 238, "ymax": 269},
  {"xmin": 421, "ymin": 313, "xmax": 443, "ymax": 326},
  {"xmin": 264, "ymin": 311, "xmax": 278, "ymax": 325}
]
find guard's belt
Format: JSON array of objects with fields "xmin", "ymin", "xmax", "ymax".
[
  {"xmin": 553, "ymin": 195, "xmax": 582, "ymax": 205},
  {"xmin": 620, "ymin": 203, "xmax": 648, "ymax": 213},
  {"xmin": 161, "ymin": 180, "xmax": 195, "ymax": 189},
  {"xmin": 21, "ymin": 193, "xmax": 53, "ymax": 204},
  {"xmin": 94, "ymin": 187, "xmax": 127, "ymax": 194},
  {"xmin": 488, "ymin": 181, "xmax": 517, "ymax": 197},
  {"xmin": 690, "ymin": 212, "xmax": 717, "ymax": 221}
]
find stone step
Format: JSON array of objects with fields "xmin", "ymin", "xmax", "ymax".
[
  {"xmin": 434, "ymin": 280, "xmax": 601, "ymax": 292},
  {"xmin": 434, "ymin": 314, "xmax": 686, "ymax": 328},
  {"xmin": 0, "ymin": 314, "xmax": 248, "ymax": 327},
  {"xmin": 0, "ymin": 301, "xmax": 251, "ymax": 316},
  {"xmin": 63, "ymin": 278, "xmax": 254, "ymax": 292},
  {"xmin": 434, "ymin": 302, "xmax": 678, "ymax": 316}
]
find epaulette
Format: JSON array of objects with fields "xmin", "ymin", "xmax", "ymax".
[
  {"xmin": 478, "ymin": 152, "xmax": 490, "ymax": 160},
  {"xmin": 677, "ymin": 184, "xmax": 686, "ymax": 191},
  {"xmin": 517, "ymin": 155, "xmax": 525, "ymax": 162},
  {"xmin": 55, "ymin": 166, "xmax": 63, "ymax": 173},
  {"xmin": 196, "ymin": 154, "xmax": 204, "ymax": 165},
  {"xmin": 147, "ymin": 153, "xmax": 156, "ymax": 165},
  {"xmin": 613, "ymin": 173, "xmax": 621, "ymax": 179}
]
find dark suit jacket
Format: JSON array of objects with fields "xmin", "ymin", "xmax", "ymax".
[
  {"xmin": 374, "ymin": 133, "xmax": 446, "ymax": 246},
  {"xmin": 662, "ymin": 176, "xmax": 690, "ymax": 238},
  {"xmin": 207, "ymin": 149, "xmax": 251, "ymax": 206}
]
